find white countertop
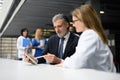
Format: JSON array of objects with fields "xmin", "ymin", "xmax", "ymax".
[{"xmin": 0, "ymin": 58, "xmax": 120, "ymax": 80}]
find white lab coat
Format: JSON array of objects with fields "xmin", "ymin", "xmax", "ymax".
[
  {"xmin": 62, "ymin": 29, "xmax": 116, "ymax": 72},
  {"xmin": 17, "ymin": 36, "xmax": 31, "ymax": 59}
]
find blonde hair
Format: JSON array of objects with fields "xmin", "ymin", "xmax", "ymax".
[
  {"xmin": 72, "ymin": 4, "xmax": 108, "ymax": 44},
  {"xmin": 35, "ymin": 28, "xmax": 43, "ymax": 41}
]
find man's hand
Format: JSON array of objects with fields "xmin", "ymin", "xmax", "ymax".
[
  {"xmin": 24, "ymin": 53, "xmax": 38, "ymax": 64},
  {"xmin": 44, "ymin": 53, "xmax": 61, "ymax": 64}
]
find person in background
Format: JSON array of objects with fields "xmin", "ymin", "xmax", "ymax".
[
  {"xmin": 56, "ymin": 4, "xmax": 116, "ymax": 72},
  {"xmin": 69, "ymin": 26, "xmax": 75, "ymax": 33},
  {"xmin": 24, "ymin": 13, "xmax": 79, "ymax": 64},
  {"xmin": 32, "ymin": 28, "xmax": 46, "ymax": 57},
  {"xmin": 17, "ymin": 28, "xmax": 31, "ymax": 61}
]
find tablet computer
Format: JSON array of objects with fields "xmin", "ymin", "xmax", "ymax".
[
  {"xmin": 24, "ymin": 53, "xmax": 37, "ymax": 65},
  {"xmin": 24, "ymin": 48, "xmax": 37, "ymax": 65}
]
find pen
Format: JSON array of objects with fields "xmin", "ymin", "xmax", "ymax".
[{"xmin": 35, "ymin": 56, "xmax": 44, "ymax": 59}]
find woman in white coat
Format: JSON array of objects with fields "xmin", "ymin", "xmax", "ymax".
[
  {"xmin": 17, "ymin": 28, "xmax": 31, "ymax": 61},
  {"xmin": 57, "ymin": 4, "xmax": 116, "ymax": 72}
]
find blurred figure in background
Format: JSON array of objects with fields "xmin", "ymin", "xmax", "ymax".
[
  {"xmin": 32, "ymin": 28, "xmax": 46, "ymax": 57},
  {"xmin": 17, "ymin": 28, "xmax": 31, "ymax": 61},
  {"xmin": 69, "ymin": 26, "xmax": 75, "ymax": 33}
]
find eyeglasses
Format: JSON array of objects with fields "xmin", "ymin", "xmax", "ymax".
[{"xmin": 72, "ymin": 19, "xmax": 79, "ymax": 24}]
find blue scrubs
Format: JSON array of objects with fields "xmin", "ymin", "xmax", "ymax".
[{"xmin": 32, "ymin": 38, "xmax": 44, "ymax": 57}]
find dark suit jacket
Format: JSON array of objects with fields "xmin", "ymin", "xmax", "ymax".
[{"xmin": 37, "ymin": 32, "xmax": 79, "ymax": 63}]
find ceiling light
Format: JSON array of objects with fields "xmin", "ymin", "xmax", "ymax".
[{"xmin": 100, "ymin": 11, "xmax": 104, "ymax": 14}]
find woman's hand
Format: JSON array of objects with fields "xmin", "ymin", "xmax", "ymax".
[{"xmin": 55, "ymin": 63, "xmax": 63, "ymax": 67}]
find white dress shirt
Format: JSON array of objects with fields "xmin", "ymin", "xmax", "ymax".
[
  {"xmin": 62, "ymin": 29, "xmax": 116, "ymax": 72},
  {"xmin": 63, "ymin": 32, "xmax": 70, "ymax": 53},
  {"xmin": 59, "ymin": 32, "xmax": 70, "ymax": 54}
]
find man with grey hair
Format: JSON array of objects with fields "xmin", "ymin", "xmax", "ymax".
[{"xmin": 24, "ymin": 13, "xmax": 79, "ymax": 64}]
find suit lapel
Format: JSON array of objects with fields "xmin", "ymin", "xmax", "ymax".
[{"xmin": 56, "ymin": 36, "xmax": 60, "ymax": 56}]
